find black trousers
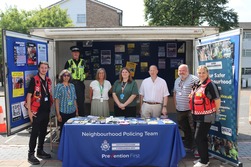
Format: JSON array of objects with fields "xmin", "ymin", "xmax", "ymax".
[
  {"xmin": 114, "ymin": 106, "xmax": 136, "ymax": 117},
  {"xmin": 194, "ymin": 122, "xmax": 211, "ymax": 164},
  {"xmin": 29, "ymin": 111, "xmax": 49, "ymax": 154},
  {"xmin": 177, "ymin": 110, "xmax": 194, "ymax": 149},
  {"xmin": 72, "ymin": 80, "xmax": 86, "ymax": 116},
  {"xmin": 59, "ymin": 112, "xmax": 76, "ymax": 139}
]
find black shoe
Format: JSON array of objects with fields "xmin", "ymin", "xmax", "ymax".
[
  {"xmin": 37, "ymin": 150, "xmax": 52, "ymax": 159},
  {"xmin": 28, "ymin": 154, "xmax": 40, "ymax": 165}
]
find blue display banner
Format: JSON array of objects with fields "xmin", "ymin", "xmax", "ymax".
[
  {"xmin": 58, "ymin": 122, "xmax": 186, "ymax": 167},
  {"xmin": 196, "ymin": 31, "xmax": 241, "ymax": 164},
  {"xmin": 3, "ymin": 30, "xmax": 49, "ymax": 135}
]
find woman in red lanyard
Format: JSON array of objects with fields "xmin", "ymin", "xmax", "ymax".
[
  {"xmin": 112, "ymin": 67, "xmax": 139, "ymax": 117},
  {"xmin": 54, "ymin": 69, "xmax": 78, "ymax": 140},
  {"xmin": 89, "ymin": 68, "xmax": 111, "ymax": 117}
]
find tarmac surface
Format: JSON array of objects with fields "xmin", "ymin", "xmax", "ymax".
[{"xmin": 0, "ymin": 86, "xmax": 251, "ymax": 167}]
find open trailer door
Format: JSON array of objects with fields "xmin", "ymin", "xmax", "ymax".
[
  {"xmin": 195, "ymin": 28, "xmax": 243, "ymax": 166},
  {"xmin": 2, "ymin": 30, "xmax": 55, "ymax": 136}
]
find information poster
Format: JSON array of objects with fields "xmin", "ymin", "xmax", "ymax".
[
  {"xmin": 27, "ymin": 42, "xmax": 37, "ymax": 66},
  {"xmin": 126, "ymin": 62, "xmax": 137, "ymax": 77},
  {"xmin": 12, "ymin": 72, "xmax": 24, "ymax": 97},
  {"xmin": 196, "ymin": 30, "xmax": 241, "ymax": 165},
  {"xmin": 14, "ymin": 41, "xmax": 26, "ymax": 66}
]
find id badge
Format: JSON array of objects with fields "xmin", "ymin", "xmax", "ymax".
[
  {"xmin": 100, "ymin": 97, "xmax": 103, "ymax": 102},
  {"xmin": 44, "ymin": 97, "xmax": 48, "ymax": 101},
  {"xmin": 68, "ymin": 100, "xmax": 73, "ymax": 105},
  {"xmin": 120, "ymin": 94, "xmax": 124, "ymax": 100}
]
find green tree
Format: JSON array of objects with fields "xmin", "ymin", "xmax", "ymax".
[
  {"xmin": 144, "ymin": 0, "xmax": 238, "ymax": 32},
  {"xmin": 0, "ymin": 6, "xmax": 73, "ymax": 54},
  {"xmin": 29, "ymin": 6, "xmax": 73, "ymax": 28}
]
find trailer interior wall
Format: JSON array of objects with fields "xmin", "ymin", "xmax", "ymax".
[{"xmin": 52, "ymin": 40, "xmax": 195, "ymax": 114}]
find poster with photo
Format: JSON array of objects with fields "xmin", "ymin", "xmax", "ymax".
[
  {"xmin": 37, "ymin": 43, "xmax": 47, "ymax": 63},
  {"xmin": 178, "ymin": 43, "xmax": 185, "ymax": 53},
  {"xmin": 158, "ymin": 59, "xmax": 166, "ymax": 69},
  {"xmin": 170, "ymin": 59, "xmax": 184, "ymax": 68},
  {"xmin": 11, "ymin": 103, "xmax": 22, "ymax": 122},
  {"xmin": 127, "ymin": 43, "xmax": 135, "ymax": 54},
  {"xmin": 115, "ymin": 65, "xmax": 123, "ymax": 76},
  {"xmin": 101, "ymin": 50, "xmax": 111, "ymax": 65},
  {"xmin": 14, "ymin": 41, "xmax": 26, "ymax": 66},
  {"xmin": 158, "ymin": 46, "xmax": 165, "ymax": 57},
  {"xmin": 20, "ymin": 101, "xmax": 29, "ymax": 119},
  {"xmin": 25, "ymin": 70, "xmax": 37, "ymax": 88},
  {"xmin": 140, "ymin": 62, "xmax": 148, "ymax": 72},
  {"xmin": 126, "ymin": 62, "xmax": 137, "ymax": 77},
  {"xmin": 129, "ymin": 55, "xmax": 139, "ymax": 62},
  {"xmin": 115, "ymin": 54, "xmax": 123, "ymax": 64},
  {"xmin": 115, "ymin": 45, "xmax": 125, "ymax": 53},
  {"xmin": 167, "ymin": 43, "xmax": 177, "ymax": 57},
  {"xmin": 12, "ymin": 71, "xmax": 24, "ymax": 98},
  {"xmin": 27, "ymin": 42, "xmax": 37, "ymax": 66},
  {"xmin": 141, "ymin": 43, "xmax": 150, "ymax": 56}
]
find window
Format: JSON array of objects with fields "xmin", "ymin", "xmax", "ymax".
[
  {"xmin": 242, "ymin": 49, "xmax": 251, "ymax": 57},
  {"xmin": 242, "ymin": 68, "xmax": 251, "ymax": 75},
  {"xmin": 243, "ymin": 32, "xmax": 251, "ymax": 39},
  {"xmin": 77, "ymin": 14, "xmax": 86, "ymax": 23}
]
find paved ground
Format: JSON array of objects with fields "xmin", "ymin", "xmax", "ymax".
[{"xmin": 0, "ymin": 86, "xmax": 251, "ymax": 167}]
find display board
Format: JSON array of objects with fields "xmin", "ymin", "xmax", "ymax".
[
  {"xmin": 3, "ymin": 30, "xmax": 50, "ymax": 135},
  {"xmin": 80, "ymin": 41, "xmax": 186, "ymax": 93},
  {"xmin": 196, "ymin": 29, "xmax": 242, "ymax": 166}
]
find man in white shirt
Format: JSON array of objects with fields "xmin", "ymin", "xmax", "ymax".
[{"xmin": 139, "ymin": 65, "xmax": 170, "ymax": 118}]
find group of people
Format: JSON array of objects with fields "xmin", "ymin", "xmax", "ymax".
[{"xmin": 25, "ymin": 45, "xmax": 221, "ymax": 167}]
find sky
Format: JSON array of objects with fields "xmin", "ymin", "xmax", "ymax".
[{"xmin": 0, "ymin": 0, "xmax": 250, "ymax": 26}]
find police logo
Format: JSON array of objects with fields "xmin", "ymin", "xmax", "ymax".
[{"xmin": 101, "ymin": 140, "xmax": 110, "ymax": 151}]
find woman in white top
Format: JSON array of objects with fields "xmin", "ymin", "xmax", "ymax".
[{"xmin": 89, "ymin": 68, "xmax": 111, "ymax": 117}]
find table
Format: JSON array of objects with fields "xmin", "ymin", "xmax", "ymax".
[{"xmin": 58, "ymin": 119, "xmax": 186, "ymax": 167}]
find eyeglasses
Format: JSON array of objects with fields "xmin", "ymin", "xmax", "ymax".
[{"xmin": 63, "ymin": 74, "xmax": 70, "ymax": 77}]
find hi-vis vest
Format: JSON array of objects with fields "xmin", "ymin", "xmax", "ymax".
[
  {"xmin": 189, "ymin": 79, "xmax": 216, "ymax": 115},
  {"xmin": 30, "ymin": 75, "xmax": 53, "ymax": 114},
  {"xmin": 67, "ymin": 59, "xmax": 86, "ymax": 81}
]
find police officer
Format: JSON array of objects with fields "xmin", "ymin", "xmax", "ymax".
[{"xmin": 64, "ymin": 46, "xmax": 88, "ymax": 116}]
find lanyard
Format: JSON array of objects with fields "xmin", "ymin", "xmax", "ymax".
[
  {"xmin": 41, "ymin": 80, "xmax": 48, "ymax": 96},
  {"xmin": 66, "ymin": 85, "xmax": 71, "ymax": 99},
  {"xmin": 121, "ymin": 82, "xmax": 127, "ymax": 94},
  {"xmin": 99, "ymin": 83, "xmax": 104, "ymax": 97}
]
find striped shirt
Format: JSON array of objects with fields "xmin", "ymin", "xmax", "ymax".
[
  {"xmin": 54, "ymin": 83, "xmax": 77, "ymax": 114},
  {"xmin": 173, "ymin": 74, "xmax": 199, "ymax": 111}
]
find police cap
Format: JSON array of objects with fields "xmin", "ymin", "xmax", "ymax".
[{"xmin": 70, "ymin": 46, "xmax": 80, "ymax": 52}]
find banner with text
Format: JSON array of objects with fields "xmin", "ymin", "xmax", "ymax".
[{"xmin": 196, "ymin": 29, "xmax": 241, "ymax": 165}]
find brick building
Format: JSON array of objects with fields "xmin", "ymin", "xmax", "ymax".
[{"xmin": 47, "ymin": 0, "xmax": 122, "ymax": 27}]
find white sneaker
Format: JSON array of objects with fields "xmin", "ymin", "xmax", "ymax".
[
  {"xmin": 193, "ymin": 159, "xmax": 200, "ymax": 164},
  {"xmin": 193, "ymin": 161, "xmax": 209, "ymax": 167}
]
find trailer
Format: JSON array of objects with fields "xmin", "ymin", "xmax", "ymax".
[{"xmin": 2, "ymin": 26, "xmax": 243, "ymax": 166}]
